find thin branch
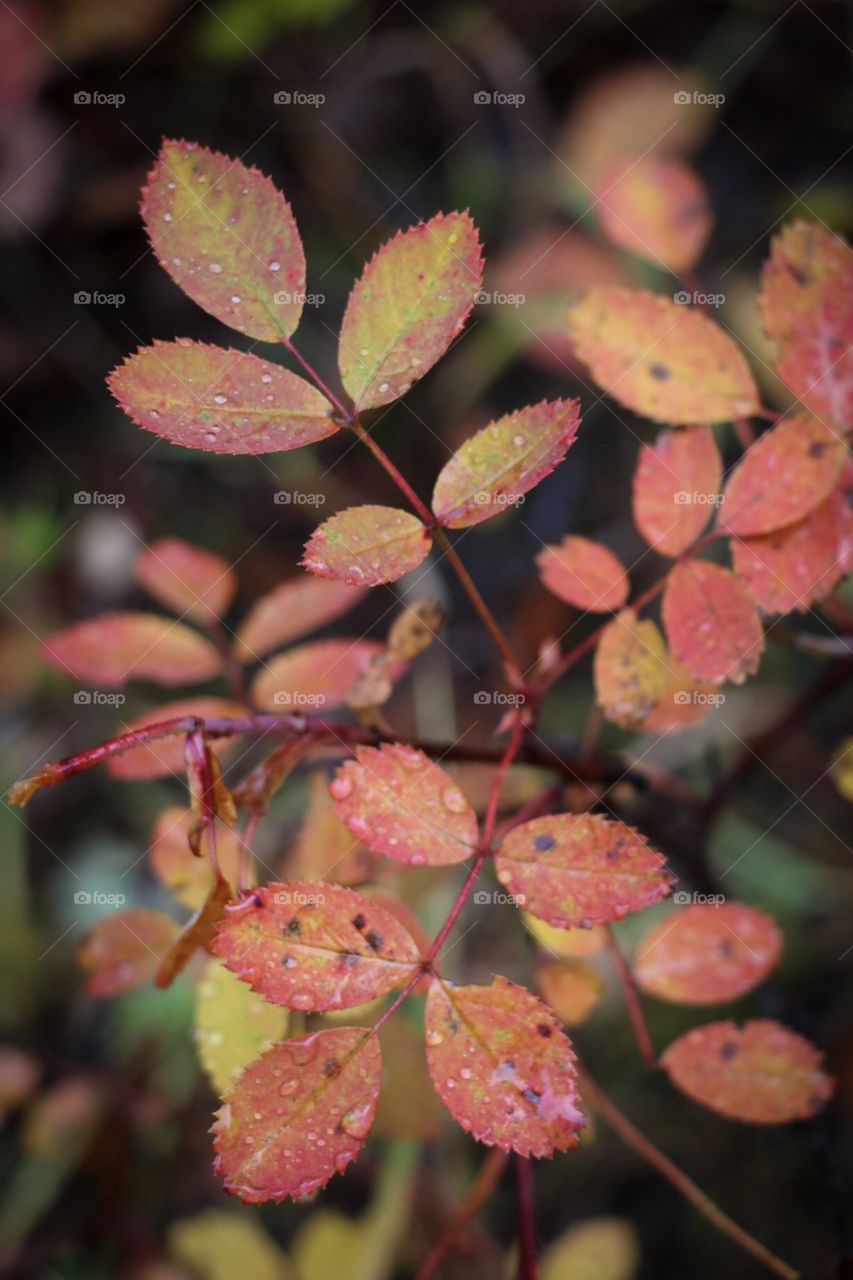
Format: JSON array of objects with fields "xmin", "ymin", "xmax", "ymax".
[
  {"xmin": 414, "ymin": 1148, "xmax": 508, "ymax": 1280},
  {"xmin": 515, "ymin": 1155, "xmax": 538, "ymax": 1280},
  {"xmin": 605, "ymin": 926, "xmax": 657, "ymax": 1068}
]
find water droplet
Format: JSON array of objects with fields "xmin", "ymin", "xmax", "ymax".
[
  {"xmin": 442, "ymin": 785, "xmax": 466, "ymax": 814},
  {"xmin": 209, "ymin": 262, "xmax": 222, "ymax": 274},
  {"xmin": 340, "ymin": 1103, "xmax": 373, "ymax": 1140},
  {"xmin": 460, "ymin": 1067, "xmax": 473, "ymax": 1080},
  {"xmin": 279, "ymin": 1078, "xmax": 298, "ymax": 1096},
  {"xmin": 163, "ymin": 213, "xmax": 172, "ymax": 222},
  {"xmin": 261, "ymin": 372, "xmax": 273, "ymax": 384},
  {"xmin": 330, "ymin": 775, "xmax": 353, "ymax": 801},
  {"xmin": 378, "ymin": 381, "xmax": 390, "ymax": 394},
  {"xmin": 213, "ymin": 393, "xmax": 227, "ymax": 405},
  {"xmin": 426, "ymin": 1028, "xmax": 444, "ymax": 1046},
  {"xmin": 231, "ymin": 294, "xmax": 241, "ymax": 304},
  {"xmin": 513, "ymin": 434, "xmax": 526, "ymax": 447},
  {"xmin": 269, "ymin": 260, "xmax": 281, "ymax": 272}
]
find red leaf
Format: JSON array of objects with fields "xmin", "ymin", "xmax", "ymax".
[
  {"xmin": 135, "ymin": 537, "xmax": 237, "ymax": 623},
  {"xmin": 632, "ymin": 426, "xmax": 722, "ymax": 557},
  {"xmin": 759, "ymin": 221, "xmax": 852, "ymax": 428},
  {"xmin": 78, "ymin": 909, "xmax": 180, "ymax": 997},
  {"xmin": 150, "ymin": 806, "xmax": 249, "ymax": 909},
  {"xmin": 250, "ymin": 638, "xmax": 397, "ymax": 713},
  {"xmin": 634, "ymin": 903, "xmax": 782, "ymax": 1004},
  {"xmin": 212, "ymin": 1027, "xmax": 381, "ymax": 1202},
  {"xmin": 109, "ymin": 340, "xmax": 339, "ymax": 456},
  {"xmin": 662, "ymin": 560, "xmax": 764, "ymax": 684},
  {"xmin": 41, "ymin": 614, "xmax": 222, "ymax": 688},
  {"xmin": 537, "ymin": 535, "xmax": 629, "ymax": 612},
  {"xmin": 431, "ymin": 399, "xmax": 580, "ymax": 528},
  {"xmin": 339, "ymin": 212, "xmax": 482, "ymax": 410},
  {"xmin": 234, "ymin": 577, "xmax": 367, "ymax": 661},
  {"xmin": 331, "ymin": 743, "xmax": 477, "ymax": 866},
  {"xmin": 301, "ymin": 506, "xmax": 432, "ymax": 587},
  {"xmin": 661, "ymin": 1019, "xmax": 833, "ymax": 1124},
  {"xmin": 425, "ymin": 975, "xmax": 584, "ymax": 1157},
  {"xmin": 731, "ymin": 482, "xmax": 853, "ymax": 615},
  {"xmin": 142, "ymin": 139, "xmax": 306, "ymax": 342},
  {"xmin": 212, "ymin": 881, "xmax": 421, "ymax": 1011},
  {"xmin": 107, "ymin": 697, "xmax": 245, "ymax": 780},
  {"xmin": 568, "ymin": 288, "xmax": 758, "ymax": 424},
  {"xmin": 595, "ymin": 156, "xmax": 711, "ymax": 274},
  {"xmin": 495, "ymin": 813, "xmax": 673, "ymax": 928},
  {"xmin": 720, "ymin": 413, "xmax": 845, "ymax": 537}
]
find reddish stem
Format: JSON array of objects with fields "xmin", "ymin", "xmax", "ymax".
[
  {"xmin": 515, "ymin": 1155, "xmax": 538, "ymax": 1280},
  {"xmin": 605, "ymin": 925, "xmax": 657, "ymax": 1068},
  {"xmin": 414, "ymin": 1147, "xmax": 508, "ymax": 1280},
  {"xmin": 282, "ymin": 336, "xmax": 354, "ymax": 423}
]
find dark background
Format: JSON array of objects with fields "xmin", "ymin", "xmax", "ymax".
[{"xmin": 1, "ymin": 1, "xmax": 851, "ymax": 1277}]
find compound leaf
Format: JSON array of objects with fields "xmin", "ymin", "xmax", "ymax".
[
  {"xmin": 425, "ymin": 975, "xmax": 584, "ymax": 1157},
  {"xmin": 632, "ymin": 426, "xmax": 722, "ymax": 556},
  {"xmin": 302, "ymin": 506, "xmax": 431, "ymax": 587},
  {"xmin": 339, "ymin": 212, "xmax": 482, "ymax": 411},
  {"xmin": 662, "ymin": 560, "xmax": 764, "ymax": 684},
  {"xmin": 78, "ymin": 909, "xmax": 180, "ymax": 997},
  {"xmin": 234, "ymin": 577, "xmax": 367, "ymax": 662},
  {"xmin": 596, "ymin": 156, "xmax": 711, "ymax": 273},
  {"xmin": 135, "ymin": 537, "xmax": 237, "ymax": 623},
  {"xmin": 634, "ymin": 903, "xmax": 782, "ymax": 1004},
  {"xmin": 495, "ymin": 813, "xmax": 673, "ymax": 928},
  {"xmin": 42, "ymin": 613, "xmax": 222, "ymax": 688},
  {"xmin": 195, "ymin": 958, "xmax": 288, "ymax": 1095},
  {"xmin": 537, "ymin": 535, "xmax": 629, "ymax": 612},
  {"xmin": 331, "ymin": 743, "xmax": 477, "ymax": 866}
]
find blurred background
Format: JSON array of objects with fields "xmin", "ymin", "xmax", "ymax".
[{"xmin": 1, "ymin": 0, "xmax": 852, "ymax": 1276}]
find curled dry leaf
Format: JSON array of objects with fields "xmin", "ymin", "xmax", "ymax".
[
  {"xmin": 41, "ymin": 613, "xmax": 222, "ymax": 688},
  {"xmin": 107, "ymin": 698, "xmax": 246, "ymax": 781},
  {"xmin": 720, "ymin": 413, "xmax": 845, "ymax": 537},
  {"xmin": 135, "ymin": 537, "xmax": 237, "ymax": 623},
  {"xmin": 535, "ymin": 958, "xmax": 604, "ymax": 1026},
  {"xmin": 212, "ymin": 1027, "xmax": 381, "ymax": 1202},
  {"xmin": 568, "ymin": 288, "xmax": 758, "ymax": 424},
  {"xmin": 155, "ymin": 875, "xmax": 233, "ymax": 989},
  {"xmin": 234, "ymin": 576, "xmax": 367, "ymax": 662},
  {"xmin": 661, "ymin": 1019, "xmax": 833, "ymax": 1124},
  {"xmin": 425, "ymin": 975, "xmax": 584, "ymax": 1157},
  {"xmin": 663, "ymin": 559, "xmax": 764, "ymax": 684},
  {"xmin": 150, "ymin": 806, "xmax": 249, "ymax": 909},
  {"xmin": 78, "ymin": 909, "xmax": 180, "ymax": 997},
  {"xmin": 339, "ymin": 211, "xmax": 483, "ymax": 410},
  {"xmin": 596, "ymin": 155, "xmax": 711, "ymax": 274},
  {"xmin": 537, "ymin": 535, "xmax": 629, "ymax": 612},
  {"xmin": 431, "ymin": 399, "xmax": 580, "ymax": 528},
  {"xmin": 142, "ymin": 139, "xmax": 306, "ymax": 342},
  {"xmin": 495, "ymin": 813, "xmax": 673, "ymax": 928},
  {"xmin": 250, "ymin": 638, "xmax": 392, "ymax": 713},
  {"xmin": 212, "ymin": 881, "xmax": 422, "ymax": 1012},
  {"xmin": 302, "ymin": 505, "xmax": 431, "ymax": 587},
  {"xmin": 195, "ymin": 959, "xmax": 288, "ymax": 1095},
  {"xmin": 109, "ymin": 340, "xmax": 339, "ymax": 455},
  {"xmin": 593, "ymin": 609, "xmax": 668, "ymax": 727},
  {"xmin": 632, "ymin": 426, "xmax": 722, "ymax": 557},
  {"xmin": 634, "ymin": 903, "xmax": 782, "ymax": 1004},
  {"xmin": 330, "ymin": 743, "xmax": 477, "ymax": 866}
]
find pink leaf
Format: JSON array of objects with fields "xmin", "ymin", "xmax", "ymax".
[
  {"xmin": 662, "ymin": 559, "xmax": 764, "ymax": 684},
  {"xmin": 135, "ymin": 537, "xmax": 236, "ymax": 623},
  {"xmin": 41, "ymin": 614, "xmax": 222, "ymax": 688},
  {"xmin": 234, "ymin": 577, "xmax": 367, "ymax": 661},
  {"xmin": 632, "ymin": 426, "xmax": 722, "ymax": 556},
  {"xmin": 537, "ymin": 535, "xmax": 629, "ymax": 612},
  {"xmin": 301, "ymin": 505, "xmax": 431, "ymax": 587}
]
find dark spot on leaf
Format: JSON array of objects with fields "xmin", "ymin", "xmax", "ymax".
[
  {"xmin": 649, "ymin": 362, "xmax": 670, "ymax": 381},
  {"xmin": 286, "ymin": 919, "xmax": 300, "ymax": 935},
  {"xmin": 352, "ymin": 914, "xmax": 367, "ymax": 931},
  {"xmin": 720, "ymin": 1042, "xmax": 739, "ymax": 1061},
  {"xmin": 341, "ymin": 952, "xmax": 360, "ymax": 967},
  {"xmin": 323, "ymin": 1058, "xmax": 340, "ymax": 1077},
  {"xmin": 365, "ymin": 929, "xmax": 383, "ymax": 952},
  {"xmin": 534, "ymin": 834, "xmax": 556, "ymax": 852},
  {"xmin": 537, "ymin": 1023, "xmax": 551, "ymax": 1037},
  {"xmin": 807, "ymin": 441, "xmax": 828, "ymax": 459},
  {"xmin": 717, "ymin": 940, "xmax": 734, "ymax": 958},
  {"xmin": 522, "ymin": 1088, "xmax": 542, "ymax": 1105}
]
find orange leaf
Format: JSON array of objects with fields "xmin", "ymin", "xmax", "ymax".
[
  {"xmin": 234, "ymin": 577, "xmax": 367, "ymax": 662},
  {"xmin": 250, "ymin": 638, "xmax": 395, "ymax": 713},
  {"xmin": 213, "ymin": 881, "xmax": 421, "ymax": 1011},
  {"xmin": 425, "ymin": 975, "xmax": 584, "ymax": 1157},
  {"xmin": 495, "ymin": 813, "xmax": 673, "ymax": 928},
  {"xmin": 431, "ymin": 399, "xmax": 580, "ymax": 528},
  {"xmin": 593, "ymin": 609, "xmax": 668, "ymax": 726},
  {"xmin": 142, "ymin": 139, "xmax": 306, "ymax": 342},
  {"xmin": 135, "ymin": 537, "xmax": 236, "ymax": 623},
  {"xmin": 662, "ymin": 1019, "xmax": 833, "ymax": 1124},
  {"xmin": 720, "ymin": 413, "xmax": 845, "ymax": 537},
  {"xmin": 568, "ymin": 288, "xmax": 758, "ymax": 424},
  {"xmin": 632, "ymin": 426, "xmax": 722, "ymax": 556},
  {"xmin": 596, "ymin": 156, "xmax": 711, "ymax": 274},
  {"xmin": 640, "ymin": 658, "xmax": 721, "ymax": 733},
  {"xmin": 155, "ymin": 876, "xmax": 233, "ymax": 988},
  {"xmin": 535, "ymin": 959, "xmax": 604, "ymax": 1026},
  {"xmin": 662, "ymin": 560, "xmax": 764, "ymax": 684},
  {"xmin": 212, "ymin": 1028, "xmax": 381, "ymax": 1202},
  {"xmin": 78, "ymin": 909, "xmax": 180, "ymax": 997},
  {"xmin": 107, "ymin": 697, "xmax": 245, "ymax": 780},
  {"xmin": 339, "ymin": 212, "xmax": 482, "ymax": 411},
  {"xmin": 301, "ymin": 505, "xmax": 431, "ymax": 587},
  {"xmin": 634, "ymin": 903, "xmax": 781, "ymax": 1004},
  {"xmin": 537, "ymin": 535, "xmax": 628, "ymax": 612},
  {"xmin": 41, "ymin": 614, "xmax": 222, "ymax": 688},
  {"xmin": 331, "ymin": 743, "xmax": 477, "ymax": 866}
]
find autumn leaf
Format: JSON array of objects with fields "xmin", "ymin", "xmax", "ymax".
[
  {"xmin": 142, "ymin": 139, "xmax": 306, "ymax": 342},
  {"xmin": 212, "ymin": 1027, "xmax": 381, "ymax": 1202},
  {"xmin": 759, "ymin": 221, "xmax": 852, "ymax": 428},
  {"xmin": 195, "ymin": 958, "xmax": 288, "ymax": 1095},
  {"xmin": 338, "ymin": 212, "xmax": 482, "ymax": 411},
  {"xmin": 251, "ymin": 638, "xmax": 395, "ymax": 713},
  {"xmin": 155, "ymin": 875, "xmax": 232, "ymax": 988},
  {"xmin": 212, "ymin": 881, "xmax": 422, "ymax": 1012},
  {"xmin": 495, "ymin": 813, "xmax": 673, "ymax": 929},
  {"xmin": 634, "ymin": 903, "xmax": 782, "ymax": 1004},
  {"xmin": 424, "ymin": 975, "xmax": 584, "ymax": 1157},
  {"xmin": 302, "ymin": 506, "xmax": 431, "ymax": 587},
  {"xmin": 234, "ymin": 577, "xmax": 367, "ymax": 662},
  {"xmin": 540, "ymin": 1217, "xmax": 641, "ymax": 1280},
  {"xmin": 290, "ymin": 771, "xmax": 377, "ymax": 885},
  {"xmin": 535, "ymin": 958, "xmax": 604, "ymax": 1026},
  {"xmin": 662, "ymin": 559, "xmax": 764, "ymax": 684},
  {"xmin": 109, "ymin": 340, "xmax": 339, "ymax": 455},
  {"xmin": 168, "ymin": 1210, "xmax": 290, "ymax": 1280},
  {"xmin": 568, "ymin": 288, "xmax": 758, "ymax": 424},
  {"xmin": 78, "ymin": 909, "xmax": 180, "ymax": 997},
  {"xmin": 719, "ymin": 413, "xmax": 845, "ymax": 537},
  {"xmin": 330, "ymin": 743, "xmax": 477, "ymax": 866},
  {"xmin": 632, "ymin": 426, "xmax": 722, "ymax": 556},
  {"xmin": 537, "ymin": 535, "xmax": 629, "ymax": 612},
  {"xmin": 41, "ymin": 613, "xmax": 222, "ymax": 688},
  {"xmin": 593, "ymin": 609, "xmax": 668, "ymax": 726},
  {"xmin": 522, "ymin": 915, "xmax": 608, "ymax": 959},
  {"xmin": 595, "ymin": 156, "xmax": 711, "ymax": 274},
  {"xmin": 431, "ymin": 399, "xmax": 580, "ymax": 528},
  {"xmin": 661, "ymin": 1019, "xmax": 833, "ymax": 1124},
  {"xmin": 640, "ymin": 659, "xmax": 720, "ymax": 733},
  {"xmin": 135, "ymin": 537, "xmax": 237, "ymax": 623},
  {"xmin": 150, "ymin": 806, "xmax": 249, "ymax": 909},
  {"xmin": 107, "ymin": 698, "xmax": 246, "ymax": 781}
]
